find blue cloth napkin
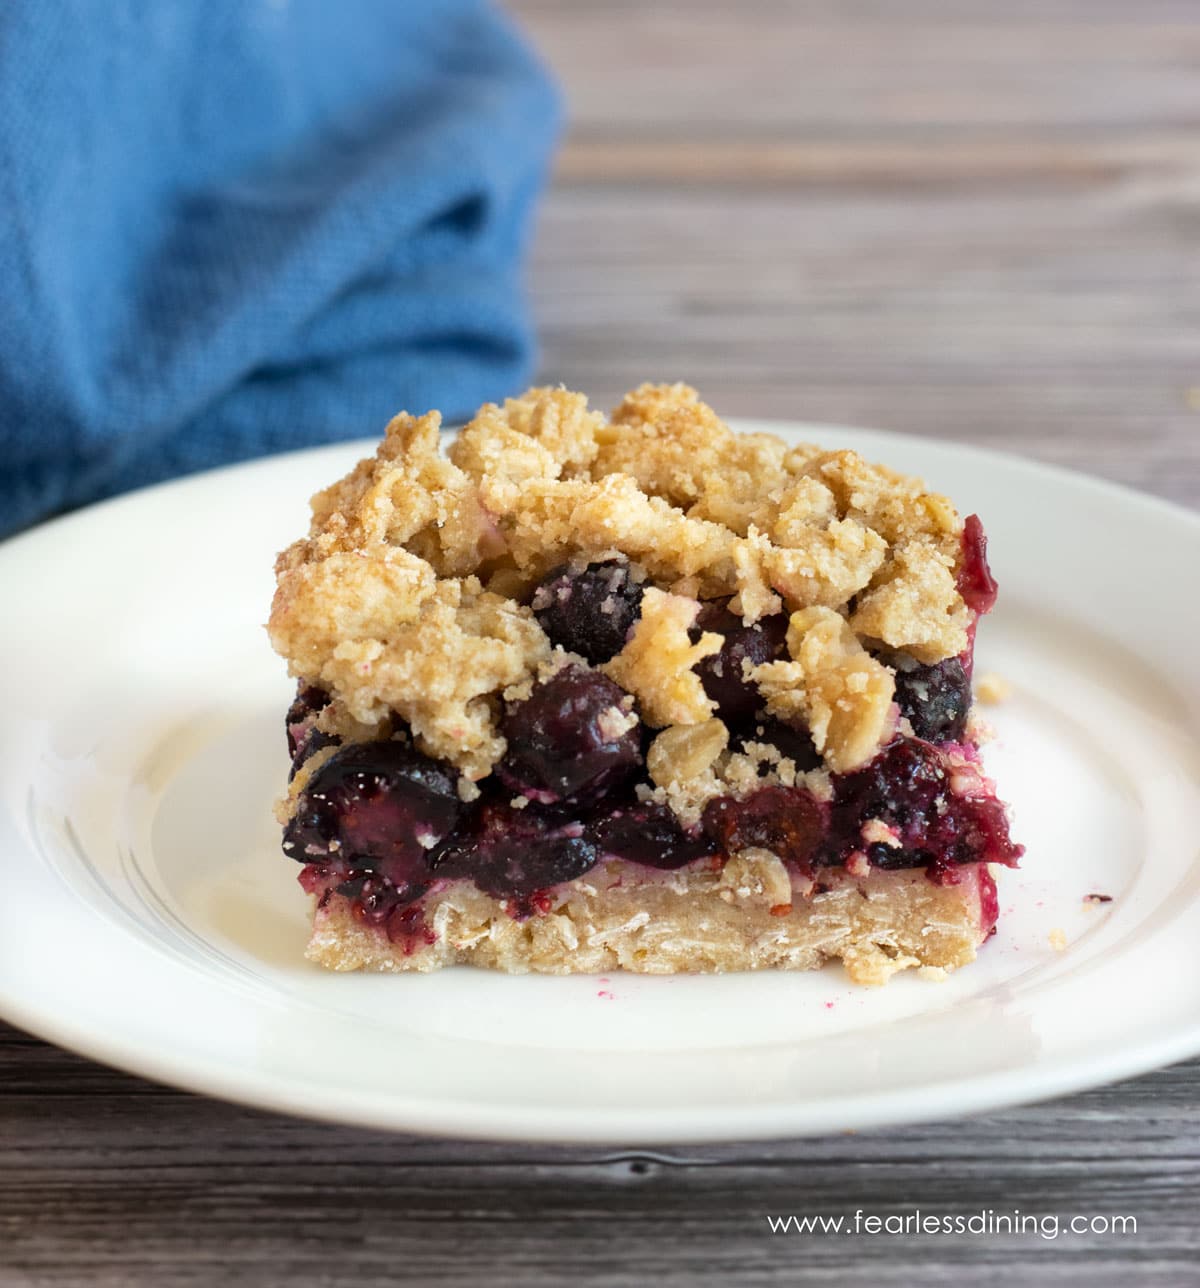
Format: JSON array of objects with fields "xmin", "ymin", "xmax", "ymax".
[{"xmin": 0, "ymin": 1, "xmax": 561, "ymax": 536}]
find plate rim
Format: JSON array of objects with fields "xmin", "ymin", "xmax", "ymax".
[
  {"xmin": 4, "ymin": 982, "xmax": 1200, "ymax": 1144},
  {"xmin": 3, "ymin": 419, "xmax": 1197, "ymax": 558}
]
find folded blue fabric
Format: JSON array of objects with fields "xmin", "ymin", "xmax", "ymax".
[{"xmin": 0, "ymin": 1, "xmax": 561, "ymax": 536}]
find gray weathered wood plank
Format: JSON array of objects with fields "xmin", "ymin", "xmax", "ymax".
[
  {"xmin": 515, "ymin": 0, "xmax": 1200, "ymax": 509},
  {"xmin": 2, "ymin": 1023, "xmax": 1198, "ymax": 1286}
]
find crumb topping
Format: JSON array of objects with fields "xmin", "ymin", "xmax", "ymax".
[
  {"xmin": 269, "ymin": 383, "xmax": 972, "ymax": 782},
  {"xmin": 850, "ymin": 539, "xmax": 969, "ymax": 664},
  {"xmin": 604, "ymin": 588, "xmax": 722, "ymax": 727},
  {"xmin": 753, "ymin": 608, "xmax": 897, "ymax": 772},
  {"xmin": 647, "ymin": 718, "xmax": 730, "ymax": 788},
  {"xmin": 975, "ymin": 671, "xmax": 1013, "ymax": 705}
]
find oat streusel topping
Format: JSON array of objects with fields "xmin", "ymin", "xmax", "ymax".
[{"xmin": 268, "ymin": 384, "xmax": 970, "ymax": 782}]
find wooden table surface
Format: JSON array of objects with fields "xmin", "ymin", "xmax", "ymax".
[{"xmin": 4, "ymin": 2, "xmax": 1200, "ymax": 1284}]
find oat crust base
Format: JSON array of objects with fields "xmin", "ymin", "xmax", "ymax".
[{"xmin": 306, "ymin": 859, "xmax": 987, "ymax": 987}]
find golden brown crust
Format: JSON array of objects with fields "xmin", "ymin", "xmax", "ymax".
[
  {"xmin": 305, "ymin": 860, "xmax": 989, "ymax": 987},
  {"xmin": 268, "ymin": 384, "xmax": 973, "ymax": 782}
]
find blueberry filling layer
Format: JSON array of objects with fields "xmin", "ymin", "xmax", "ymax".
[
  {"xmin": 433, "ymin": 800, "xmax": 600, "ymax": 911},
  {"xmin": 286, "ymin": 532, "xmax": 1021, "ymax": 945},
  {"xmin": 291, "ymin": 728, "xmax": 1019, "ymax": 945},
  {"xmin": 588, "ymin": 800, "xmax": 718, "ymax": 871},
  {"xmin": 703, "ymin": 736, "xmax": 1022, "ymax": 879}
]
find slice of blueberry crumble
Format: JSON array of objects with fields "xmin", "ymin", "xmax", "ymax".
[{"xmin": 269, "ymin": 384, "xmax": 1022, "ymax": 985}]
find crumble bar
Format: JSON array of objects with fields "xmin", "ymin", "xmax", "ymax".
[{"xmin": 269, "ymin": 384, "xmax": 1021, "ymax": 984}]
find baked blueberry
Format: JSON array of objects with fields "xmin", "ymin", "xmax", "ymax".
[
  {"xmin": 433, "ymin": 799, "xmax": 600, "ymax": 906},
  {"xmin": 289, "ymin": 728, "xmax": 341, "ymax": 780},
  {"xmin": 702, "ymin": 785, "xmax": 827, "ymax": 868},
  {"xmin": 887, "ymin": 652, "xmax": 970, "ymax": 744},
  {"xmin": 283, "ymin": 741, "xmax": 462, "ymax": 894},
  {"xmin": 588, "ymin": 801, "xmax": 717, "ymax": 870},
  {"xmin": 729, "ymin": 713, "xmax": 821, "ymax": 772},
  {"xmin": 285, "ymin": 682, "xmax": 330, "ymax": 757},
  {"xmin": 531, "ymin": 560, "xmax": 645, "ymax": 663},
  {"xmin": 497, "ymin": 664, "xmax": 642, "ymax": 805},
  {"xmin": 691, "ymin": 601, "xmax": 788, "ymax": 724}
]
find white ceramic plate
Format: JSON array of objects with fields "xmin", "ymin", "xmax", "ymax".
[{"xmin": 2, "ymin": 423, "xmax": 1198, "ymax": 1144}]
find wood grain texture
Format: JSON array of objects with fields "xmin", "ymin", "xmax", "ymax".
[
  {"xmin": 518, "ymin": 0, "xmax": 1200, "ymax": 508},
  {"xmin": 4, "ymin": 2, "xmax": 1199, "ymax": 1284},
  {"xmin": 2, "ymin": 1019, "xmax": 1198, "ymax": 1286}
]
